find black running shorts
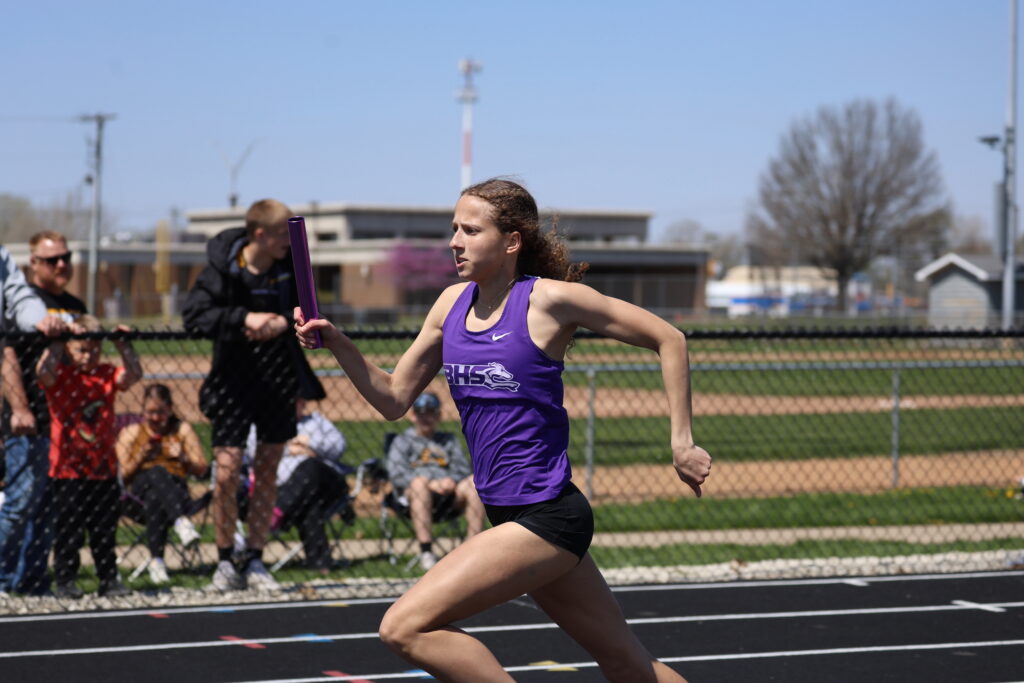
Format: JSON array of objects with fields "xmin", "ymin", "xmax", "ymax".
[{"xmin": 484, "ymin": 482, "xmax": 594, "ymax": 560}]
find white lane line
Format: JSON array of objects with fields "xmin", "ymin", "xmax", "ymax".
[
  {"xmin": 612, "ymin": 569, "xmax": 1024, "ymax": 592},
  {"xmin": 231, "ymin": 638, "xmax": 1024, "ymax": 682},
  {"xmin": 3, "ymin": 601, "xmax": 1020, "ymax": 659},
  {"xmin": 2, "ymin": 569, "xmax": 1017, "ymax": 625},
  {"xmin": 952, "ymin": 599, "xmax": 1007, "ymax": 613},
  {"xmin": 659, "ymin": 638, "xmax": 1024, "ymax": 663},
  {"xmin": 0, "ymin": 596, "xmax": 397, "ymax": 624}
]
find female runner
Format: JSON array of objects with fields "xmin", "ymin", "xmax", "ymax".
[{"xmin": 295, "ymin": 178, "xmax": 711, "ymax": 682}]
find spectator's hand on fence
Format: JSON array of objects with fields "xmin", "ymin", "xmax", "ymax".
[
  {"xmin": 245, "ymin": 312, "xmax": 289, "ymax": 341},
  {"xmin": 10, "ymin": 407, "xmax": 37, "ymax": 436},
  {"xmin": 112, "ymin": 324, "xmax": 134, "ymax": 349},
  {"xmin": 673, "ymin": 444, "xmax": 711, "ymax": 497},
  {"xmin": 34, "ymin": 314, "xmax": 68, "ymax": 337},
  {"xmin": 294, "ymin": 307, "xmax": 341, "ymax": 349}
]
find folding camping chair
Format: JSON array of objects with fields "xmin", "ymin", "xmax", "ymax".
[
  {"xmin": 373, "ymin": 433, "xmax": 467, "ymax": 570},
  {"xmin": 113, "ymin": 414, "xmax": 212, "ymax": 582},
  {"xmin": 268, "ymin": 461, "xmax": 360, "ymax": 572}
]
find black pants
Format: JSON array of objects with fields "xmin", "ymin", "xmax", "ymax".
[
  {"xmin": 277, "ymin": 459, "xmax": 348, "ymax": 569},
  {"xmin": 51, "ymin": 478, "xmax": 120, "ymax": 585},
  {"xmin": 129, "ymin": 467, "xmax": 191, "ymax": 558}
]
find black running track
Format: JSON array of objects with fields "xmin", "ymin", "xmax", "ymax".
[{"xmin": 2, "ymin": 570, "xmax": 1022, "ymax": 682}]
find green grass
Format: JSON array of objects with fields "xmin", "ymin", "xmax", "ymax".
[
  {"xmin": 562, "ymin": 364, "xmax": 1024, "ymax": 397},
  {"xmin": 564, "ymin": 406, "xmax": 1024, "ymax": 464},
  {"xmin": 100, "ymin": 485, "xmax": 1022, "ymax": 592},
  {"xmin": 190, "ymin": 402, "xmax": 1023, "ymax": 469},
  {"xmin": 591, "ymin": 537, "xmax": 1024, "ymax": 568},
  {"xmin": 592, "ymin": 486, "xmax": 1023, "ymax": 532}
]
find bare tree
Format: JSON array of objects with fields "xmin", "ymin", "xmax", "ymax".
[
  {"xmin": 747, "ymin": 98, "xmax": 947, "ymax": 311},
  {"xmin": 659, "ymin": 218, "xmax": 705, "ymax": 244},
  {"xmin": 945, "ymin": 214, "xmax": 994, "ymax": 255},
  {"xmin": 0, "ymin": 194, "xmax": 45, "ymax": 243},
  {"xmin": 0, "ymin": 192, "xmax": 92, "ymax": 244}
]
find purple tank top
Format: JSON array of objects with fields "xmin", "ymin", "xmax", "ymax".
[{"xmin": 442, "ymin": 276, "xmax": 571, "ymax": 505}]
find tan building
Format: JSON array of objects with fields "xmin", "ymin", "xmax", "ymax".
[
  {"xmin": 186, "ymin": 201, "xmax": 709, "ymax": 321},
  {"xmin": 5, "ymin": 201, "xmax": 709, "ymax": 323}
]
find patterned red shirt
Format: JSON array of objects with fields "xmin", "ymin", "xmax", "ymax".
[{"xmin": 43, "ymin": 362, "xmax": 124, "ymax": 479}]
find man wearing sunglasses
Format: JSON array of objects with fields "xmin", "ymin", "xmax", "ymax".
[{"xmin": 0, "ymin": 231, "xmax": 84, "ymax": 596}]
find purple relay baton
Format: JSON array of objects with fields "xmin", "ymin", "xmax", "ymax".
[{"xmin": 287, "ymin": 216, "xmax": 322, "ymax": 349}]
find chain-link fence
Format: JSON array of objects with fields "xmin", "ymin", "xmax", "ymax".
[{"xmin": 1, "ymin": 328, "xmax": 1022, "ymax": 614}]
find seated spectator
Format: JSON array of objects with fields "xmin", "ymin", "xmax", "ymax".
[
  {"xmin": 116, "ymin": 384, "xmax": 210, "ymax": 585},
  {"xmin": 386, "ymin": 391, "xmax": 485, "ymax": 570},
  {"xmin": 37, "ymin": 315, "xmax": 142, "ymax": 599},
  {"xmin": 245, "ymin": 397, "xmax": 350, "ymax": 573}
]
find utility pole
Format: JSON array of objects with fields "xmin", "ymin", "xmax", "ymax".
[
  {"xmin": 80, "ymin": 112, "xmax": 115, "ymax": 314},
  {"xmin": 457, "ymin": 59, "xmax": 482, "ymax": 191},
  {"xmin": 1004, "ymin": 0, "xmax": 1018, "ymax": 329}
]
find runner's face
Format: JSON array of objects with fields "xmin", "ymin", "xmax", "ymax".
[
  {"xmin": 66, "ymin": 340, "xmax": 100, "ymax": 371},
  {"xmin": 450, "ymin": 195, "xmax": 514, "ymax": 282},
  {"xmin": 143, "ymin": 397, "xmax": 172, "ymax": 432},
  {"xmin": 30, "ymin": 238, "xmax": 72, "ymax": 292}
]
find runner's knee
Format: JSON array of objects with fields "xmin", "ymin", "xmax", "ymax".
[{"xmin": 378, "ymin": 605, "xmax": 419, "ymax": 655}]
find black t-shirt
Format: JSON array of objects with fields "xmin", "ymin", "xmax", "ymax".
[
  {"xmin": 239, "ymin": 262, "xmax": 296, "ymax": 387},
  {"xmin": 1, "ymin": 287, "xmax": 87, "ymax": 437}
]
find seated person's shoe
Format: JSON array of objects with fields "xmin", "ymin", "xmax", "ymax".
[
  {"xmin": 54, "ymin": 582, "xmax": 84, "ymax": 600},
  {"xmin": 419, "ymin": 551, "xmax": 438, "ymax": 571},
  {"xmin": 173, "ymin": 516, "xmax": 201, "ymax": 548},
  {"xmin": 147, "ymin": 558, "xmax": 170, "ymax": 585},
  {"xmin": 243, "ymin": 559, "xmax": 281, "ymax": 591},
  {"xmin": 98, "ymin": 579, "xmax": 131, "ymax": 598},
  {"xmin": 212, "ymin": 560, "xmax": 245, "ymax": 591}
]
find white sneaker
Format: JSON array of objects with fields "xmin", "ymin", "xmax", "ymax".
[
  {"xmin": 243, "ymin": 559, "xmax": 280, "ymax": 591},
  {"xmin": 212, "ymin": 560, "xmax": 245, "ymax": 591},
  {"xmin": 148, "ymin": 558, "xmax": 170, "ymax": 585},
  {"xmin": 173, "ymin": 517, "xmax": 201, "ymax": 548},
  {"xmin": 419, "ymin": 551, "xmax": 438, "ymax": 571}
]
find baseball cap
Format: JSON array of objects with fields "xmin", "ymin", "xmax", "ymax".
[{"xmin": 412, "ymin": 393, "xmax": 441, "ymax": 413}]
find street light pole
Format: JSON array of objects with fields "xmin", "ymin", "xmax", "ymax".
[
  {"xmin": 1003, "ymin": 0, "xmax": 1018, "ymax": 329},
  {"xmin": 80, "ymin": 112, "xmax": 115, "ymax": 314},
  {"xmin": 980, "ymin": 0, "xmax": 1019, "ymax": 329}
]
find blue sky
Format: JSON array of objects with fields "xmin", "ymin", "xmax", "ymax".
[{"xmin": 0, "ymin": 1, "xmax": 1014, "ymax": 242}]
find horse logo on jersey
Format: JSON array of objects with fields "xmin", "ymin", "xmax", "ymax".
[{"xmin": 444, "ymin": 361, "xmax": 521, "ymax": 393}]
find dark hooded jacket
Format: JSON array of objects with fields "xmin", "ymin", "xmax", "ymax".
[{"xmin": 182, "ymin": 227, "xmax": 325, "ymax": 418}]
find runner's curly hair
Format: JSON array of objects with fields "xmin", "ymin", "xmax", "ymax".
[{"xmin": 461, "ymin": 178, "xmax": 589, "ymax": 282}]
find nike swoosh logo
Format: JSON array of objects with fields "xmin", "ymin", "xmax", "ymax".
[{"xmin": 491, "ymin": 332, "xmax": 512, "ymax": 341}]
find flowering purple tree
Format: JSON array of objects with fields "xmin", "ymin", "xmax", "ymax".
[{"xmin": 383, "ymin": 244, "xmax": 457, "ymax": 304}]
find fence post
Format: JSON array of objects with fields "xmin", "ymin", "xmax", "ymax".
[
  {"xmin": 890, "ymin": 367, "xmax": 901, "ymax": 488},
  {"xmin": 585, "ymin": 367, "xmax": 597, "ymax": 500}
]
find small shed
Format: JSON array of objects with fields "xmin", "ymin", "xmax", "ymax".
[{"xmin": 914, "ymin": 252, "xmax": 1024, "ymax": 328}]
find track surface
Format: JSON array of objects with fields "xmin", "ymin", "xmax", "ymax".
[{"xmin": 2, "ymin": 570, "xmax": 1022, "ymax": 682}]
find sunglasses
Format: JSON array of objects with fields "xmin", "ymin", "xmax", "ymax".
[{"xmin": 32, "ymin": 252, "xmax": 72, "ymax": 267}]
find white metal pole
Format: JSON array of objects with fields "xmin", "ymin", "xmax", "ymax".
[
  {"xmin": 1004, "ymin": 0, "xmax": 1018, "ymax": 329},
  {"xmin": 457, "ymin": 59, "xmax": 481, "ymax": 191},
  {"xmin": 461, "ymin": 99, "xmax": 474, "ymax": 191}
]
